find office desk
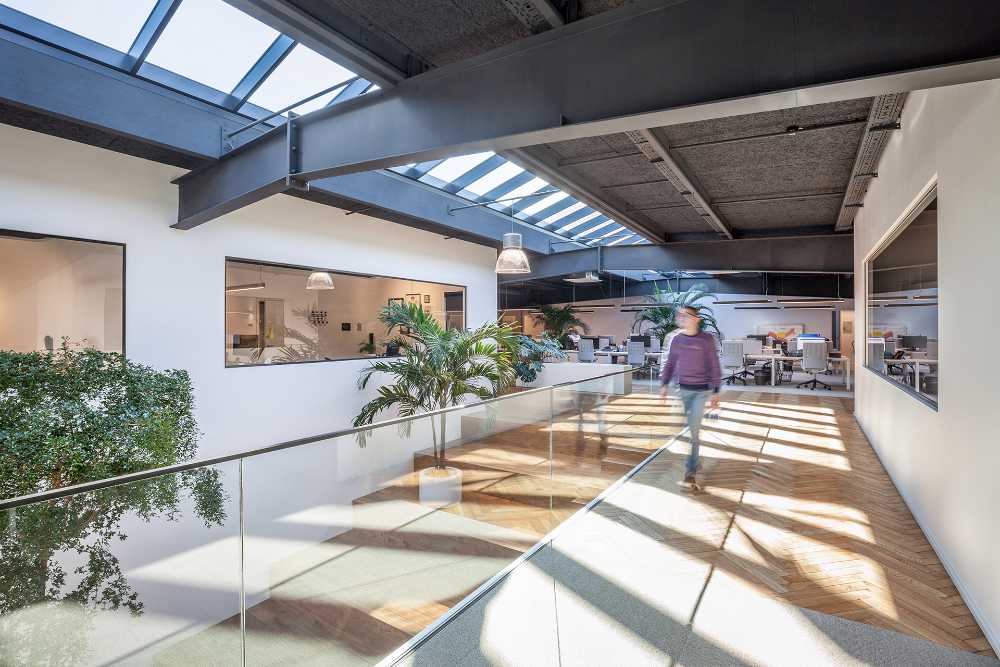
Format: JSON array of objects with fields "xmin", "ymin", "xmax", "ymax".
[
  {"xmin": 744, "ymin": 354, "xmax": 853, "ymax": 390},
  {"xmin": 885, "ymin": 358, "xmax": 938, "ymax": 392}
]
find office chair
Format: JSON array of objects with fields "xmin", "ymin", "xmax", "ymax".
[
  {"xmin": 626, "ymin": 341, "xmax": 648, "ymax": 379},
  {"xmin": 577, "ymin": 338, "xmax": 596, "ymax": 363},
  {"xmin": 598, "ymin": 337, "xmax": 611, "ymax": 350},
  {"xmin": 722, "ymin": 340, "xmax": 747, "ymax": 385},
  {"xmin": 797, "ymin": 341, "xmax": 832, "ymax": 390}
]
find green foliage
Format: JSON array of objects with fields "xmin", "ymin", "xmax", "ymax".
[
  {"xmin": 531, "ymin": 304, "xmax": 589, "ymax": 349},
  {"xmin": 513, "ymin": 335, "xmax": 566, "ymax": 384},
  {"xmin": 353, "ymin": 303, "xmax": 519, "ymax": 467},
  {"xmin": 0, "ymin": 342, "xmax": 225, "ymax": 664},
  {"xmin": 0, "ymin": 341, "xmax": 199, "ymax": 499},
  {"xmin": 358, "ymin": 340, "xmax": 376, "ymax": 355},
  {"xmin": 631, "ymin": 282, "xmax": 722, "ymax": 344}
]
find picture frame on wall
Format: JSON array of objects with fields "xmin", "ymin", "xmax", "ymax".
[
  {"xmin": 423, "ymin": 294, "xmax": 430, "ymax": 303},
  {"xmin": 405, "ymin": 293, "xmax": 421, "ymax": 306},
  {"xmin": 388, "ymin": 297, "xmax": 404, "ymax": 307},
  {"xmin": 756, "ymin": 323, "xmax": 805, "ymax": 341}
]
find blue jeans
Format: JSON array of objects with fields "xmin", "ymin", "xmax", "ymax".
[{"xmin": 679, "ymin": 388, "xmax": 711, "ymax": 477}]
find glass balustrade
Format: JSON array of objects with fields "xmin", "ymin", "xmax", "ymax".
[{"xmin": 0, "ymin": 365, "xmax": 661, "ymax": 665}]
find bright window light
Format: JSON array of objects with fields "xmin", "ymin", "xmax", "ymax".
[
  {"xmin": 422, "ymin": 153, "xmax": 494, "ymax": 184},
  {"xmin": 596, "ymin": 225, "xmax": 626, "ymax": 240},
  {"xmin": 462, "ymin": 162, "xmax": 523, "ymax": 197},
  {"xmin": 518, "ymin": 191, "xmax": 569, "ymax": 218},
  {"xmin": 556, "ymin": 211, "xmax": 602, "ymax": 233},
  {"xmin": 247, "ymin": 44, "xmax": 356, "ymax": 114},
  {"xmin": 2, "ymin": 0, "xmax": 157, "ymax": 52},
  {"xmin": 574, "ymin": 219, "xmax": 616, "ymax": 238},
  {"xmin": 146, "ymin": 0, "xmax": 278, "ymax": 93},
  {"xmin": 539, "ymin": 201, "xmax": 586, "ymax": 226},
  {"xmin": 606, "ymin": 233, "xmax": 635, "ymax": 245},
  {"xmin": 492, "ymin": 177, "xmax": 548, "ymax": 210}
]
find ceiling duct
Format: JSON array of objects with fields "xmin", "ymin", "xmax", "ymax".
[
  {"xmin": 835, "ymin": 93, "xmax": 908, "ymax": 231},
  {"xmin": 564, "ymin": 272, "xmax": 602, "ymax": 284}
]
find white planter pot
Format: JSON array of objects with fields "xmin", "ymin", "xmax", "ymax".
[{"xmin": 418, "ymin": 466, "xmax": 463, "ymax": 507}]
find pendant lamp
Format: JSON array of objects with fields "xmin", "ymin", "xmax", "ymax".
[
  {"xmin": 495, "ymin": 232, "xmax": 531, "ymax": 274},
  {"xmin": 306, "ymin": 271, "xmax": 335, "ymax": 290}
]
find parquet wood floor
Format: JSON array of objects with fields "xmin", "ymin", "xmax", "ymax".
[{"xmin": 167, "ymin": 388, "xmax": 995, "ymax": 663}]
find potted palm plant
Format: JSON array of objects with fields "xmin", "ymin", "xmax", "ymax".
[
  {"xmin": 531, "ymin": 304, "xmax": 590, "ymax": 349},
  {"xmin": 632, "ymin": 283, "xmax": 722, "ymax": 349},
  {"xmin": 353, "ymin": 302, "xmax": 518, "ymax": 506}
]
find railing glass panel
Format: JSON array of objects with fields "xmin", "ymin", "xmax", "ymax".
[
  {"xmin": 0, "ymin": 463, "xmax": 241, "ymax": 666},
  {"xmin": 1, "ymin": 366, "xmax": 654, "ymax": 665}
]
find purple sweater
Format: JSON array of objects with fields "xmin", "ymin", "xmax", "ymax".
[{"xmin": 659, "ymin": 332, "xmax": 722, "ymax": 393}]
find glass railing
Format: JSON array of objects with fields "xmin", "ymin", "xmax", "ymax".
[{"xmin": 0, "ymin": 365, "xmax": 662, "ymax": 666}]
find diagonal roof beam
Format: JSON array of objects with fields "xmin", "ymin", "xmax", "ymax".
[
  {"xmin": 176, "ymin": 0, "xmax": 1000, "ymax": 228},
  {"xmin": 625, "ymin": 128, "xmax": 734, "ymax": 239},
  {"xmin": 228, "ymin": 34, "xmax": 296, "ymax": 110},
  {"xmin": 0, "ymin": 29, "xmax": 567, "ymax": 253}
]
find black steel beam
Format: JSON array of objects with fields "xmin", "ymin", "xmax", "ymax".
[
  {"xmin": 0, "ymin": 29, "xmax": 562, "ymax": 253},
  {"xmin": 126, "ymin": 0, "xmax": 183, "ymax": 74},
  {"xmin": 499, "ymin": 234, "xmax": 853, "ymax": 284},
  {"xmin": 176, "ymin": 0, "xmax": 1000, "ymax": 228}
]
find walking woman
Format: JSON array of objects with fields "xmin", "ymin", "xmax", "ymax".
[{"xmin": 659, "ymin": 306, "xmax": 721, "ymax": 489}]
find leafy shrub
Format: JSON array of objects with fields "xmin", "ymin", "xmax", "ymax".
[
  {"xmin": 0, "ymin": 341, "xmax": 199, "ymax": 499},
  {"xmin": 514, "ymin": 335, "xmax": 567, "ymax": 384}
]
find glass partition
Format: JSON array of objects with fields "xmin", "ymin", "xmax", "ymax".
[
  {"xmin": 225, "ymin": 259, "xmax": 465, "ymax": 367},
  {"xmin": 0, "ymin": 464, "xmax": 241, "ymax": 666},
  {"xmin": 1, "ymin": 366, "xmax": 657, "ymax": 665},
  {"xmin": 865, "ymin": 189, "xmax": 938, "ymax": 407}
]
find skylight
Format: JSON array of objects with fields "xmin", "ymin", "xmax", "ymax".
[
  {"xmin": 145, "ymin": 0, "xmax": 279, "ymax": 93},
  {"xmin": 247, "ymin": 44, "xmax": 356, "ymax": 115},
  {"xmin": 556, "ymin": 211, "xmax": 602, "ymax": 233},
  {"xmin": 461, "ymin": 162, "xmax": 524, "ymax": 197},
  {"xmin": 492, "ymin": 177, "xmax": 549, "ymax": 211},
  {"xmin": 1, "ymin": 0, "xmax": 156, "ymax": 52},
  {"xmin": 540, "ymin": 201, "xmax": 586, "ymax": 226},
  {"xmin": 517, "ymin": 191, "xmax": 569, "ymax": 218},
  {"xmin": 422, "ymin": 153, "xmax": 494, "ymax": 184}
]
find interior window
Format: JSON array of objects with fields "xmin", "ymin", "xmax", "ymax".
[
  {"xmin": 225, "ymin": 260, "xmax": 466, "ymax": 367},
  {"xmin": 0, "ymin": 232, "xmax": 124, "ymax": 354},
  {"xmin": 865, "ymin": 191, "xmax": 938, "ymax": 406}
]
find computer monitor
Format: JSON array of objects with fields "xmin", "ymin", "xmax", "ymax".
[
  {"xmin": 630, "ymin": 335, "xmax": 651, "ymax": 348},
  {"xmin": 900, "ymin": 335, "xmax": 928, "ymax": 351}
]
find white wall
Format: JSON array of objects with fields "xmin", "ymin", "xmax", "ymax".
[
  {"xmin": 0, "ymin": 124, "xmax": 497, "ymax": 457},
  {"xmin": 854, "ymin": 79, "xmax": 1000, "ymax": 651}
]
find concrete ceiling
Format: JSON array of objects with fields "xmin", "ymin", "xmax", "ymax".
[
  {"xmin": 522, "ymin": 97, "xmax": 875, "ymax": 240},
  {"xmin": 284, "ymin": 0, "xmax": 629, "ymax": 66}
]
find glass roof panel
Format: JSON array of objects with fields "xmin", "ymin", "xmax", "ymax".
[
  {"xmin": 461, "ymin": 162, "xmax": 523, "ymax": 197},
  {"xmin": 146, "ymin": 0, "xmax": 279, "ymax": 93},
  {"xmin": 539, "ymin": 201, "xmax": 586, "ymax": 226},
  {"xmin": 574, "ymin": 219, "xmax": 615, "ymax": 238},
  {"xmin": 595, "ymin": 226, "xmax": 626, "ymax": 240},
  {"xmin": 1, "ymin": 0, "xmax": 157, "ymax": 52},
  {"xmin": 490, "ymin": 178, "xmax": 548, "ymax": 211},
  {"xmin": 517, "ymin": 191, "xmax": 568, "ymax": 218},
  {"xmin": 607, "ymin": 234, "xmax": 636, "ymax": 245},
  {"xmin": 421, "ymin": 153, "xmax": 494, "ymax": 184},
  {"xmin": 556, "ymin": 211, "xmax": 602, "ymax": 234},
  {"xmin": 247, "ymin": 44, "xmax": 356, "ymax": 114}
]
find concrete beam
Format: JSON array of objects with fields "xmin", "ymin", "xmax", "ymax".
[{"xmin": 176, "ymin": 0, "xmax": 1000, "ymax": 227}]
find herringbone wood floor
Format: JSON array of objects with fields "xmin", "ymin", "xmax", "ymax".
[{"xmin": 169, "ymin": 388, "xmax": 994, "ymax": 662}]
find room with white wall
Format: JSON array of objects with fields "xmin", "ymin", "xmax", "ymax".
[
  {"xmin": 853, "ymin": 78, "xmax": 1000, "ymax": 650},
  {"xmin": 0, "ymin": 123, "xmax": 497, "ymax": 456}
]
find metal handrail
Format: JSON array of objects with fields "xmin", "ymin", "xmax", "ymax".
[{"xmin": 0, "ymin": 363, "xmax": 651, "ymax": 510}]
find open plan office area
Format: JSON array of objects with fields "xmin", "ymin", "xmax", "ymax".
[{"xmin": 0, "ymin": 1, "xmax": 998, "ymax": 665}]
